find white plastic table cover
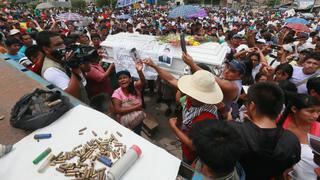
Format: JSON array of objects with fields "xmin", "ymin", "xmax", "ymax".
[{"xmin": 0, "ymin": 105, "xmax": 181, "ymax": 180}]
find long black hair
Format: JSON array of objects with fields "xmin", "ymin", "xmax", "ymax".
[
  {"xmin": 277, "ymin": 93, "xmax": 320, "ymax": 126},
  {"xmin": 241, "ymin": 59, "xmax": 254, "ymax": 85},
  {"xmin": 116, "ymin": 70, "xmax": 138, "ymax": 96}
]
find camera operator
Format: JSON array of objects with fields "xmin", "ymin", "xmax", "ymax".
[{"xmin": 37, "ymin": 31, "xmax": 89, "ymax": 104}]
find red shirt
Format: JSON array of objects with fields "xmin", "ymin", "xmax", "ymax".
[
  {"xmin": 85, "ymin": 63, "xmax": 113, "ymax": 98},
  {"xmin": 181, "ymin": 97, "xmax": 217, "ymax": 162},
  {"xmin": 27, "ymin": 62, "xmax": 43, "ymax": 75},
  {"xmin": 181, "ymin": 112, "xmax": 216, "ymax": 162},
  {"xmin": 280, "ymin": 114, "xmax": 320, "ymax": 136}
]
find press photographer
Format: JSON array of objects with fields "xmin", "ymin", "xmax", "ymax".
[{"xmin": 37, "ymin": 31, "xmax": 91, "ymax": 104}]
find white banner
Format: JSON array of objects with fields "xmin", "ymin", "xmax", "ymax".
[
  {"xmin": 101, "ymin": 33, "xmax": 228, "ymax": 77},
  {"xmin": 113, "ymin": 47, "xmax": 158, "ymax": 80}
]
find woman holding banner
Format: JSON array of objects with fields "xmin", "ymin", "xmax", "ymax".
[{"xmin": 111, "ymin": 61, "xmax": 146, "ymax": 135}]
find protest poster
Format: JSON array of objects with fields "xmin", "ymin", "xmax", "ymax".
[{"xmin": 157, "ymin": 45, "xmax": 173, "ymax": 67}]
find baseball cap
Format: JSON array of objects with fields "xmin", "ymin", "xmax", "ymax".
[
  {"xmin": 232, "ymin": 34, "xmax": 244, "ymax": 39},
  {"xmin": 225, "ymin": 60, "xmax": 246, "ymax": 75},
  {"xmin": 236, "ymin": 44, "xmax": 249, "ymax": 53},
  {"xmin": 256, "ymin": 39, "xmax": 266, "ymax": 44}
]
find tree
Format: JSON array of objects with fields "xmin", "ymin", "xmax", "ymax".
[
  {"xmin": 71, "ymin": 0, "xmax": 86, "ymax": 9},
  {"xmin": 96, "ymin": 0, "xmax": 116, "ymax": 8},
  {"xmin": 185, "ymin": 0, "xmax": 199, "ymax": 3},
  {"xmin": 267, "ymin": 0, "xmax": 280, "ymax": 7},
  {"xmin": 96, "ymin": 0, "xmax": 107, "ymax": 7}
]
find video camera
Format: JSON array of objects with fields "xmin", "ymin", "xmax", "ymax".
[{"xmin": 55, "ymin": 45, "xmax": 97, "ymax": 68}]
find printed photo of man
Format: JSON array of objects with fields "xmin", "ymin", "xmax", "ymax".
[{"xmin": 158, "ymin": 48, "xmax": 172, "ymax": 66}]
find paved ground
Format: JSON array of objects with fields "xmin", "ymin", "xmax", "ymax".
[
  {"xmin": 0, "ymin": 60, "xmax": 42, "ymax": 144},
  {"xmin": 141, "ymin": 91, "xmax": 182, "ymax": 160}
]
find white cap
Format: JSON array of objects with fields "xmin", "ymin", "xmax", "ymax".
[
  {"xmin": 256, "ymin": 39, "xmax": 266, "ymax": 44},
  {"xmin": 9, "ymin": 29, "xmax": 20, "ymax": 36},
  {"xmin": 236, "ymin": 44, "xmax": 249, "ymax": 53}
]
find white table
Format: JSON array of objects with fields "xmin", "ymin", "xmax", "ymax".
[{"xmin": 0, "ymin": 105, "xmax": 181, "ymax": 180}]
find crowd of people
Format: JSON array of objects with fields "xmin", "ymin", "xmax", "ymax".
[{"xmin": 0, "ymin": 2, "xmax": 320, "ymax": 180}]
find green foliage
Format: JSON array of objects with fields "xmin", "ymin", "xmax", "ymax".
[
  {"xmin": 185, "ymin": 0, "xmax": 218, "ymax": 4},
  {"xmin": 71, "ymin": 0, "xmax": 86, "ymax": 9},
  {"xmin": 268, "ymin": 0, "xmax": 281, "ymax": 7},
  {"xmin": 96, "ymin": 0, "xmax": 116, "ymax": 8},
  {"xmin": 185, "ymin": 0, "xmax": 199, "ymax": 3},
  {"xmin": 95, "ymin": 0, "xmax": 107, "ymax": 7}
]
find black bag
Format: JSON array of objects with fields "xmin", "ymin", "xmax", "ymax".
[{"xmin": 10, "ymin": 89, "xmax": 72, "ymax": 131}]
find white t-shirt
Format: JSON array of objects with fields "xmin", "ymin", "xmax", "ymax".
[
  {"xmin": 43, "ymin": 67, "xmax": 70, "ymax": 90},
  {"xmin": 252, "ymin": 64, "xmax": 262, "ymax": 79},
  {"xmin": 267, "ymin": 56, "xmax": 281, "ymax": 69},
  {"xmin": 290, "ymin": 144, "xmax": 317, "ymax": 180},
  {"xmin": 290, "ymin": 66, "xmax": 319, "ymax": 94},
  {"xmin": 267, "ymin": 20, "xmax": 278, "ymax": 27},
  {"xmin": 297, "ymin": 42, "xmax": 316, "ymax": 52}
]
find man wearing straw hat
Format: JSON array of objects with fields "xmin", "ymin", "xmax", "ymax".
[
  {"xmin": 181, "ymin": 53, "xmax": 245, "ymax": 119},
  {"xmin": 143, "ymin": 59, "xmax": 223, "ymax": 164}
]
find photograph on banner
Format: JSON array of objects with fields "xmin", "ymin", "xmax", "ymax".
[
  {"xmin": 100, "ymin": 46, "xmax": 114, "ymax": 64},
  {"xmin": 158, "ymin": 46, "xmax": 173, "ymax": 67},
  {"xmin": 130, "ymin": 48, "xmax": 141, "ymax": 62},
  {"xmin": 113, "ymin": 47, "xmax": 157, "ymax": 79}
]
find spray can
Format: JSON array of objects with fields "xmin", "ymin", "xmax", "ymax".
[{"xmin": 106, "ymin": 145, "xmax": 141, "ymax": 180}]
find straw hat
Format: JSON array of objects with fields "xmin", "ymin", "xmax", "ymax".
[{"xmin": 177, "ymin": 70, "xmax": 223, "ymax": 105}]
